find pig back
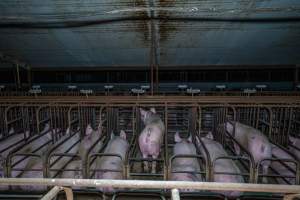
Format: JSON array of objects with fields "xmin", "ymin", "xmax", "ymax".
[
  {"xmin": 201, "ymin": 138, "xmax": 243, "ymax": 180},
  {"xmin": 98, "ymin": 137, "xmax": 129, "ymax": 170},
  {"xmin": 233, "ymin": 122, "xmax": 256, "ymax": 149},
  {"xmin": 172, "ymin": 142, "xmax": 200, "ymax": 173}
]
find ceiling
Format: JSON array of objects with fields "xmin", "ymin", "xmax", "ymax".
[{"xmin": 0, "ymin": 0, "xmax": 300, "ymax": 69}]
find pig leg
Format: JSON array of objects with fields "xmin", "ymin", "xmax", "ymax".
[
  {"xmin": 262, "ymin": 164, "xmax": 269, "ymax": 184},
  {"xmin": 151, "ymin": 155, "xmax": 158, "ymax": 174},
  {"xmin": 142, "ymin": 153, "xmax": 149, "ymax": 172}
]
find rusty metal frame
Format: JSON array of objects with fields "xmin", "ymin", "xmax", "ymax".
[{"xmin": 256, "ymin": 157, "xmax": 299, "ymax": 185}]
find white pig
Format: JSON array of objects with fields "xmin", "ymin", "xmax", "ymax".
[
  {"xmin": 59, "ymin": 123, "xmax": 103, "ymax": 180},
  {"xmin": 171, "ymin": 132, "xmax": 201, "ymax": 190},
  {"xmin": 139, "ymin": 108, "xmax": 165, "ymax": 173},
  {"xmin": 197, "ymin": 132, "xmax": 244, "ymax": 198},
  {"xmin": 95, "ymin": 130, "xmax": 129, "ymax": 192},
  {"xmin": 225, "ymin": 121, "xmax": 272, "ymax": 183}
]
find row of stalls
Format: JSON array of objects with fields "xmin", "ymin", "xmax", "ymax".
[{"xmin": 0, "ymin": 100, "xmax": 299, "ymax": 199}]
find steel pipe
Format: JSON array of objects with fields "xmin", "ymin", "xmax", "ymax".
[{"xmin": 1, "ymin": 178, "xmax": 300, "ymax": 194}]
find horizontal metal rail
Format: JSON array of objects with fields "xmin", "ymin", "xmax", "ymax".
[
  {"xmin": 1, "ymin": 178, "xmax": 300, "ymax": 194},
  {"xmin": 0, "ymin": 96, "xmax": 300, "ymax": 104}
]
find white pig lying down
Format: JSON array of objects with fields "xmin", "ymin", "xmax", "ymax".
[
  {"xmin": 0, "ymin": 131, "xmax": 29, "ymax": 177},
  {"xmin": 225, "ymin": 121, "xmax": 272, "ymax": 183},
  {"xmin": 197, "ymin": 132, "xmax": 244, "ymax": 198},
  {"xmin": 0, "ymin": 124, "xmax": 51, "ymax": 191},
  {"xmin": 95, "ymin": 130, "xmax": 129, "ymax": 193},
  {"xmin": 139, "ymin": 108, "xmax": 165, "ymax": 174},
  {"xmin": 288, "ymin": 135, "xmax": 300, "ymax": 161},
  {"xmin": 171, "ymin": 132, "xmax": 201, "ymax": 192},
  {"xmin": 270, "ymin": 144, "xmax": 298, "ymax": 185},
  {"xmin": 59, "ymin": 123, "xmax": 103, "ymax": 182},
  {"xmin": 9, "ymin": 126, "xmax": 73, "ymax": 191}
]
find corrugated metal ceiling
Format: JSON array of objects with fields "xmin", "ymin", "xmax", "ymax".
[{"xmin": 0, "ymin": 0, "xmax": 299, "ymax": 68}]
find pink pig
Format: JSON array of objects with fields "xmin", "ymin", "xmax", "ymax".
[
  {"xmin": 138, "ymin": 108, "xmax": 165, "ymax": 174},
  {"xmin": 225, "ymin": 122, "xmax": 272, "ymax": 183}
]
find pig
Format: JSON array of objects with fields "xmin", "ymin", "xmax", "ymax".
[
  {"xmin": 271, "ymin": 144, "xmax": 297, "ymax": 185},
  {"xmin": 95, "ymin": 130, "xmax": 129, "ymax": 192},
  {"xmin": 59, "ymin": 123, "xmax": 103, "ymax": 180},
  {"xmin": 9, "ymin": 129, "xmax": 52, "ymax": 178},
  {"xmin": 0, "ymin": 131, "xmax": 31, "ymax": 190},
  {"xmin": 171, "ymin": 132, "xmax": 201, "ymax": 191},
  {"xmin": 225, "ymin": 121, "xmax": 272, "ymax": 183},
  {"xmin": 14, "ymin": 161, "xmax": 46, "ymax": 191},
  {"xmin": 288, "ymin": 135, "xmax": 300, "ymax": 161},
  {"xmin": 79, "ymin": 123, "xmax": 103, "ymax": 158},
  {"xmin": 197, "ymin": 132, "xmax": 244, "ymax": 198},
  {"xmin": 49, "ymin": 132, "xmax": 81, "ymax": 178},
  {"xmin": 139, "ymin": 108, "xmax": 165, "ymax": 173}
]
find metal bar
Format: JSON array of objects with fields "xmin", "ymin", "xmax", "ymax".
[
  {"xmin": 16, "ymin": 64, "xmax": 21, "ymax": 89},
  {"xmin": 41, "ymin": 186, "xmax": 73, "ymax": 200},
  {"xmin": 1, "ymin": 178, "xmax": 300, "ymax": 194},
  {"xmin": 171, "ymin": 188, "xmax": 180, "ymax": 200}
]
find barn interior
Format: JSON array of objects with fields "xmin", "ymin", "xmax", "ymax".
[{"xmin": 0, "ymin": 0, "xmax": 300, "ymax": 200}]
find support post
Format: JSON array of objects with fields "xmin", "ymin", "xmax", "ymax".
[{"xmin": 171, "ymin": 189, "xmax": 180, "ymax": 200}]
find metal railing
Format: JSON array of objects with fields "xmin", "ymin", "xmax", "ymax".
[{"xmin": 1, "ymin": 178, "xmax": 300, "ymax": 200}]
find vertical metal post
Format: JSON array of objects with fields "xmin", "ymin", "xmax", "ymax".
[
  {"xmin": 294, "ymin": 66, "xmax": 299, "ymax": 90},
  {"xmin": 27, "ymin": 66, "xmax": 32, "ymax": 89},
  {"xmin": 171, "ymin": 188, "xmax": 180, "ymax": 200},
  {"xmin": 16, "ymin": 64, "xmax": 21, "ymax": 90}
]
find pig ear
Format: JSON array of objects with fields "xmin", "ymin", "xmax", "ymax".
[
  {"xmin": 85, "ymin": 124, "xmax": 92, "ymax": 135},
  {"xmin": 206, "ymin": 131, "xmax": 214, "ymax": 140},
  {"xmin": 150, "ymin": 107, "xmax": 156, "ymax": 113},
  {"xmin": 140, "ymin": 108, "xmax": 146, "ymax": 115},
  {"xmin": 120, "ymin": 130, "xmax": 127, "ymax": 140},
  {"xmin": 187, "ymin": 135, "xmax": 192, "ymax": 143},
  {"xmin": 174, "ymin": 132, "xmax": 182, "ymax": 143}
]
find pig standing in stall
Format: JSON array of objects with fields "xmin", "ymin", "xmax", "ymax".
[
  {"xmin": 171, "ymin": 132, "xmax": 201, "ymax": 188},
  {"xmin": 270, "ymin": 144, "xmax": 297, "ymax": 185},
  {"xmin": 139, "ymin": 108, "xmax": 165, "ymax": 173},
  {"xmin": 95, "ymin": 130, "xmax": 129, "ymax": 192},
  {"xmin": 288, "ymin": 135, "xmax": 300, "ymax": 161},
  {"xmin": 225, "ymin": 121, "xmax": 272, "ymax": 183},
  {"xmin": 197, "ymin": 132, "xmax": 244, "ymax": 198}
]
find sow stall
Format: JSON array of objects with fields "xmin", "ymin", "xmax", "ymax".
[{"xmin": 0, "ymin": 98, "xmax": 299, "ymax": 200}]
